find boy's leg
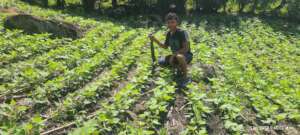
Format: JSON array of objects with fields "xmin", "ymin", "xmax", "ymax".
[
  {"xmin": 168, "ymin": 55, "xmax": 176, "ymax": 67},
  {"xmin": 159, "ymin": 55, "xmax": 173, "ymax": 67},
  {"xmin": 174, "ymin": 54, "xmax": 188, "ymax": 78}
]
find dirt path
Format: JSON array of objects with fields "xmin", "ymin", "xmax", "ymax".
[
  {"xmin": 0, "ymin": 7, "xmax": 19, "ymax": 15},
  {"xmin": 164, "ymin": 92, "xmax": 189, "ymax": 135}
]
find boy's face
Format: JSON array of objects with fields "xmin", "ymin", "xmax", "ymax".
[{"xmin": 167, "ymin": 19, "xmax": 177, "ymax": 30}]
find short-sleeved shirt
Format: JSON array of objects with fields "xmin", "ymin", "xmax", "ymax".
[{"xmin": 164, "ymin": 28, "xmax": 191, "ymax": 54}]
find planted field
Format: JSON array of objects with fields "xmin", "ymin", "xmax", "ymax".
[{"xmin": 0, "ymin": 1, "xmax": 299, "ymax": 135}]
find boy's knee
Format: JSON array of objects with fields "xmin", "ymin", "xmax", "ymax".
[
  {"xmin": 158, "ymin": 56, "xmax": 168, "ymax": 66},
  {"xmin": 175, "ymin": 54, "xmax": 186, "ymax": 63}
]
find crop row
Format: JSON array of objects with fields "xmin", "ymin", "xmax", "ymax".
[
  {"xmin": 0, "ymin": 29, "xmax": 151, "ymax": 134},
  {"xmin": 0, "ymin": 28, "xmax": 139, "ymax": 126},
  {"xmin": 41, "ymin": 29, "xmax": 150, "ymax": 125},
  {"xmin": 0, "ymin": 23, "xmax": 124, "ymax": 97}
]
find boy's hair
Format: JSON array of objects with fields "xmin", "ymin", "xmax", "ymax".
[{"xmin": 165, "ymin": 12, "xmax": 179, "ymax": 22}]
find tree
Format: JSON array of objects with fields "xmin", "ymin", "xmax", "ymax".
[
  {"xmin": 112, "ymin": 0, "xmax": 117, "ymax": 8},
  {"xmin": 157, "ymin": 0, "xmax": 187, "ymax": 15},
  {"xmin": 251, "ymin": 0, "xmax": 258, "ymax": 13},
  {"xmin": 21, "ymin": 0, "xmax": 48, "ymax": 7},
  {"xmin": 82, "ymin": 0, "xmax": 97, "ymax": 12},
  {"xmin": 237, "ymin": 0, "xmax": 252, "ymax": 13},
  {"xmin": 42, "ymin": 0, "xmax": 48, "ymax": 7},
  {"xmin": 21, "ymin": 0, "xmax": 34, "ymax": 4},
  {"xmin": 273, "ymin": 0, "xmax": 287, "ymax": 14},
  {"xmin": 56, "ymin": 0, "xmax": 66, "ymax": 9},
  {"xmin": 194, "ymin": 0, "xmax": 227, "ymax": 13},
  {"xmin": 216, "ymin": 0, "xmax": 227, "ymax": 12},
  {"xmin": 286, "ymin": 0, "xmax": 300, "ymax": 21}
]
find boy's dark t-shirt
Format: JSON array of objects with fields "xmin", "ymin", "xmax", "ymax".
[{"xmin": 164, "ymin": 28, "xmax": 191, "ymax": 54}]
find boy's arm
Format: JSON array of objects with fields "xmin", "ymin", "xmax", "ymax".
[
  {"xmin": 151, "ymin": 37, "xmax": 168, "ymax": 49},
  {"xmin": 149, "ymin": 33, "xmax": 169, "ymax": 49},
  {"xmin": 176, "ymin": 41, "xmax": 189, "ymax": 54}
]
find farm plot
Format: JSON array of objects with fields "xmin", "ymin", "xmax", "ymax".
[{"xmin": 0, "ymin": 1, "xmax": 299, "ymax": 135}]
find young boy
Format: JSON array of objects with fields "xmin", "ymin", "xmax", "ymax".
[{"xmin": 149, "ymin": 13, "xmax": 193, "ymax": 82}]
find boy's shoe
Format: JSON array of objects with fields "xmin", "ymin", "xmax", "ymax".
[
  {"xmin": 174, "ymin": 69, "xmax": 183, "ymax": 77},
  {"xmin": 178, "ymin": 76, "xmax": 191, "ymax": 88}
]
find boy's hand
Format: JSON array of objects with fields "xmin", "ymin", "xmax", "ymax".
[
  {"xmin": 148, "ymin": 34, "xmax": 155, "ymax": 41},
  {"xmin": 169, "ymin": 55, "xmax": 176, "ymax": 66}
]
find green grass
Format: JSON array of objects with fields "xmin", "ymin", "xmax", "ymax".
[{"xmin": 0, "ymin": 1, "xmax": 299, "ymax": 135}]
